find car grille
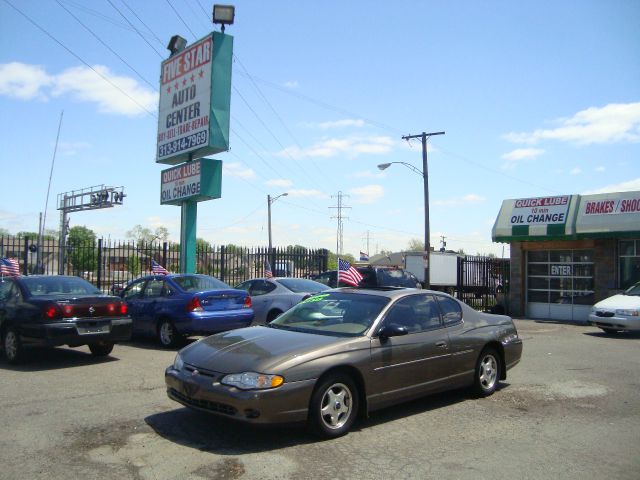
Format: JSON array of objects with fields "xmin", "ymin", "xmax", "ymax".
[
  {"xmin": 169, "ymin": 388, "xmax": 237, "ymax": 416},
  {"xmin": 595, "ymin": 311, "xmax": 614, "ymax": 318}
]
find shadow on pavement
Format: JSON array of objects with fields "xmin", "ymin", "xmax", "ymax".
[{"xmin": 0, "ymin": 346, "xmax": 118, "ymax": 372}]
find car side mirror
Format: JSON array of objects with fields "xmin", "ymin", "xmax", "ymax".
[{"xmin": 378, "ymin": 324, "xmax": 409, "ymax": 340}]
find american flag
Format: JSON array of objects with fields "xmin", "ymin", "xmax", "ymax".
[
  {"xmin": 338, "ymin": 258, "xmax": 363, "ymax": 287},
  {"xmin": 151, "ymin": 260, "xmax": 169, "ymax": 275},
  {"xmin": 264, "ymin": 259, "xmax": 273, "ymax": 278},
  {"xmin": 359, "ymin": 251, "xmax": 369, "ymax": 261},
  {"xmin": 0, "ymin": 257, "xmax": 20, "ymax": 276}
]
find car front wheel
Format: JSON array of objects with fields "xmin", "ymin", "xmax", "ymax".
[
  {"xmin": 3, "ymin": 327, "xmax": 25, "ymax": 364},
  {"xmin": 473, "ymin": 348, "xmax": 501, "ymax": 397},
  {"xmin": 308, "ymin": 374, "xmax": 359, "ymax": 438}
]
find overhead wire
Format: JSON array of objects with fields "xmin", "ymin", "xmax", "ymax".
[
  {"xmin": 164, "ymin": 0, "xmax": 198, "ymax": 41},
  {"xmin": 119, "ymin": 0, "xmax": 167, "ymax": 49},
  {"xmin": 105, "ymin": 0, "xmax": 164, "ymax": 58},
  {"xmin": 2, "ymin": 0, "xmax": 157, "ymax": 118}
]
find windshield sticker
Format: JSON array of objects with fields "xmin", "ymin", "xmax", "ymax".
[{"xmin": 301, "ymin": 294, "xmax": 331, "ymax": 304}]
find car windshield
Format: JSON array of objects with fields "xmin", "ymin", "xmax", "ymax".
[
  {"xmin": 21, "ymin": 276, "xmax": 101, "ymax": 296},
  {"xmin": 269, "ymin": 291, "xmax": 389, "ymax": 336},
  {"xmin": 277, "ymin": 278, "xmax": 330, "ymax": 293},
  {"xmin": 623, "ymin": 282, "xmax": 640, "ymax": 296},
  {"xmin": 172, "ymin": 275, "xmax": 230, "ymax": 292}
]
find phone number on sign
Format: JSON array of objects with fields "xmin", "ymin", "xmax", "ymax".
[{"xmin": 158, "ymin": 131, "xmax": 208, "ymax": 157}]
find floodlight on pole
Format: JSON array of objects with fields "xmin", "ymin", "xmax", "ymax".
[
  {"xmin": 167, "ymin": 35, "xmax": 187, "ymax": 56},
  {"xmin": 213, "ymin": 4, "xmax": 235, "ymax": 33}
]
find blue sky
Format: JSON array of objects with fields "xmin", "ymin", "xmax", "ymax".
[{"xmin": 1, "ymin": 0, "xmax": 638, "ymax": 257}]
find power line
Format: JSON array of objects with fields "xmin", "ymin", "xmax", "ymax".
[
  {"xmin": 164, "ymin": 0, "xmax": 197, "ymax": 40},
  {"xmin": 120, "ymin": 0, "xmax": 166, "ymax": 48},
  {"xmin": 105, "ymin": 0, "xmax": 164, "ymax": 58},
  {"xmin": 329, "ymin": 192, "xmax": 351, "ymax": 256}
]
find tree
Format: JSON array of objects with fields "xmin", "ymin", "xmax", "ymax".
[
  {"xmin": 406, "ymin": 238, "xmax": 425, "ymax": 252},
  {"xmin": 16, "ymin": 230, "xmax": 57, "ymax": 240},
  {"xmin": 67, "ymin": 226, "xmax": 98, "ymax": 272},
  {"xmin": 196, "ymin": 238, "xmax": 212, "ymax": 253},
  {"xmin": 0, "ymin": 228, "xmax": 9, "ymax": 236},
  {"xmin": 125, "ymin": 255, "xmax": 141, "ymax": 275},
  {"xmin": 126, "ymin": 225, "xmax": 169, "ymax": 244},
  {"xmin": 456, "ymin": 248, "xmax": 466, "ymax": 255},
  {"xmin": 327, "ymin": 251, "xmax": 356, "ymax": 270}
]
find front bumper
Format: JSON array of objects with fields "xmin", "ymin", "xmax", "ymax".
[
  {"xmin": 165, "ymin": 364, "xmax": 315, "ymax": 425},
  {"xmin": 588, "ymin": 313, "xmax": 640, "ymax": 331},
  {"xmin": 21, "ymin": 316, "xmax": 132, "ymax": 347},
  {"xmin": 503, "ymin": 338, "xmax": 523, "ymax": 371}
]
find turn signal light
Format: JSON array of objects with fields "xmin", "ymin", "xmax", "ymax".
[{"xmin": 186, "ymin": 296, "xmax": 203, "ymax": 312}]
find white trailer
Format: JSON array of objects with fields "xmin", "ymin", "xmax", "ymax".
[{"xmin": 404, "ymin": 252, "xmax": 459, "ymax": 291}]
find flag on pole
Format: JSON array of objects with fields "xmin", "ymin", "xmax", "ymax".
[
  {"xmin": 151, "ymin": 260, "xmax": 169, "ymax": 275},
  {"xmin": 338, "ymin": 258, "xmax": 363, "ymax": 287},
  {"xmin": 0, "ymin": 257, "xmax": 20, "ymax": 277},
  {"xmin": 264, "ymin": 259, "xmax": 273, "ymax": 278},
  {"xmin": 359, "ymin": 251, "xmax": 369, "ymax": 262}
]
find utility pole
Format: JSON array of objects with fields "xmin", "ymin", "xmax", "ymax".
[
  {"xmin": 362, "ymin": 230, "xmax": 372, "ymax": 257},
  {"xmin": 439, "ymin": 234, "xmax": 447, "ymax": 252},
  {"xmin": 401, "ymin": 131, "xmax": 445, "ymax": 289},
  {"xmin": 330, "ymin": 192, "xmax": 351, "ymax": 256}
]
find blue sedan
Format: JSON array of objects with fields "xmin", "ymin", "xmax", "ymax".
[{"xmin": 121, "ymin": 274, "xmax": 254, "ymax": 347}]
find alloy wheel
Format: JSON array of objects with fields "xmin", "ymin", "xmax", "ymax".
[{"xmin": 478, "ymin": 354, "xmax": 498, "ymax": 391}]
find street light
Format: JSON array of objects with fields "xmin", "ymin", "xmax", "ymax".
[
  {"xmin": 267, "ymin": 193, "xmax": 288, "ymax": 252},
  {"xmin": 378, "ymin": 131, "xmax": 444, "ymax": 288}
]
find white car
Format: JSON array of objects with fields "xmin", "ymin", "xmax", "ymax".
[{"xmin": 589, "ymin": 281, "xmax": 640, "ymax": 333}]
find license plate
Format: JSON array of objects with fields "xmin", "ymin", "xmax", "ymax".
[{"xmin": 77, "ymin": 323, "xmax": 110, "ymax": 335}]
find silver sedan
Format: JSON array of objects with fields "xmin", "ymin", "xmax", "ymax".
[{"xmin": 234, "ymin": 277, "xmax": 330, "ymax": 324}]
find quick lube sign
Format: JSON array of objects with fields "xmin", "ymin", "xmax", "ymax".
[
  {"xmin": 160, "ymin": 159, "xmax": 222, "ymax": 206},
  {"xmin": 509, "ymin": 196, "xmax": 570, "ymax": 225},
  {"xmin": 157, "ymin": 32, "xmax": 232, "ymax": 165}
]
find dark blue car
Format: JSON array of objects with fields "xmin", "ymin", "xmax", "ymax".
[{"xmin": 121, "ymin": 274, "xmax": 254, "ymax": 347}]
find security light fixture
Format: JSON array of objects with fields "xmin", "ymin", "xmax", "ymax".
[
  {"xmin": 167, "ymin": 35, "xmax": 187, "ymax": 56},
  {"xmin": 213, "ymin": 4, "xmax": 235, "ymax": 32}
]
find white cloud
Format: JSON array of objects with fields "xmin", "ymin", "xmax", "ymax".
[
  {"xmin": 582, "ymin": 178, "xmax": 640, "ymax": 195},
  {"xmin": 500, "ymin": 148, "xmax": 545, "ymax": 170},
  {"xmin": 349, "ymin": 185, "xmax": 384, "ymax": 204},
  {"xmin": 0, "ymin": 62, "xmax": 53, "ymax": 100},
  {"xmin": 287, "ymin": 189, "xmax": 326, "ymax": 198},
  {"xmin": 595, "ymin": 166, "xmax": 606, "ymax": 172},
  {"xmin": 58, "ymin": 141, "xmax": 91, "ymax": 156},
  {"xmin": 570, "ymin": 167, "xmax": 582, "ymax": 175},
  {"xmin": 277, "ymin": 135, "xmax": 395, "ymax": 159},
  {"xmin": 503, "ymin": 102, "xmax": 640, "ymax": 145},
  {"xmin": 283, "ymin": 80, "xmax": 299, "ymax": 89},
  {"xmin": 265, "ymin": 179, "xmax": 293, "ymax": 188},
  {"xmin": 350, "ymin": 170, "xmax": 386, "ymax": 179},
  {"xmin": 433, "ymin": 194, "xmax": 486, "ymax": 207},
  {"xmin": 0, "ymin": 62, "xmax": 157, "ymax": 116},
  {"xmin": 223, "ymin": 162, "xmax": 256, "ymax": 179},
  {"xmin": 316, "ymin": 119, "xmax": 366, "ymax": 129}
]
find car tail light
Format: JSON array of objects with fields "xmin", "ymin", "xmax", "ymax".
[
  {"xmin": 43, "ymin": 303, "xmax": 62, "ymax": 320},
  {"xmin": 186, "ymin": 296, "xmax": 203, "ymax": 312},
  {"xmin": 107, "ymin": 303, "xmax": 116, "ymax": 314},
  {"xmin": 119, "ymin": 303, "xmax": 128, "ymax": 315},
  {"xmin": 62, "ymin": 305, "xmax": 74, "ymax": 317},
  {"xmin": 243, "ymin": 296, "xmax": 252, "ymax": 309}
]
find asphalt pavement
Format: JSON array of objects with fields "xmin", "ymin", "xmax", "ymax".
[{"xmin": 0, "ymin": 320, "xmax": 638, "ymax": 480}]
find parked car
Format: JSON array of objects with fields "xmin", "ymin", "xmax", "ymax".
[
  {"xmin": 165, "ymin": 287, "xmax": 522, "ymax": 437},
  {"xmin": 234, "ymin": 277, "xmax": 330, "ymax": 324},
  {"xmin": 589, "ymin": 281, "xmax": 640, "ymax": 333},
  {"xmin": 120, "ymin": 274, "xmax": 254, "ymax": 347},
  {"xmin": 0, "ymin": 275, "xmax": 132, "ymax": 364},
  {"xmin": 311, "ymin": 266, "xmax": 422, "ymax": 289}
]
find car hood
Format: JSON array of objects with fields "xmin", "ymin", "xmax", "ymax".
[
  {"xmin": 594, "ymin": 294, "xmax": 640, "ymax": 310},
  {"xmin": 179, "ymin": 326, "xmax": 351, "ymax": 373}
]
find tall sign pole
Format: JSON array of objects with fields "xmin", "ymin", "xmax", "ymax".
[{"xmin": 401, "ymin": 131, "xmax": 445, "ymax": 289}]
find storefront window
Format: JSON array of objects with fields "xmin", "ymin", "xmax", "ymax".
[
  {"xmin": 527, "ymin": 249, "xmax": 594, "ymax": 306},
  {"xmin": 619, "ymin": 239, "xmax": 640, "ymax": 289}
]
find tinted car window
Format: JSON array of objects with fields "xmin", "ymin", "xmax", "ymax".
[
  {"xmin": 20, "ymin": 276, "xmax": 100, "ymax": 296},
  {"xmin": 383, "ymin": 294, "xmax": 441, "ymax": 333},
  {"xmin": 250, "ymin": 281, "xmax": 277, "ymax": 296},
  {"xmin": 436, "ymin": 296, "xmax": 463, "ymax": 325},
  {"xmin": 173, "ymin": 275, "xmax": 229, "ymax": 292},
  {"xmin": 0, "ymin": 279, "xmax": 14, "ymax": 301},
  {"xmin": 123, "ymin": 281, "xmax": 144, "ymax": 300},
  {"xmin": 277, "ymin": 278, "xmax": 330, "ymax": 293}
]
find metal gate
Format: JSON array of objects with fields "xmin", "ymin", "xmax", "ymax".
[{"xmin": 457, "ymin": 255, "xmax": 510, "ymax": 313}]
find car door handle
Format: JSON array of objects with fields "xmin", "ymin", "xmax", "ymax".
[{"xmin": 435, "ymin": 341, "xmax": 448, "ymax": 348}]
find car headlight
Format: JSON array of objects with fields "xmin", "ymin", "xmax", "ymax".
[
  {"xmin": 615, "ymin": 309, "xmax": 640, "ymax": 317},
  {"xmin": 173, "ymin": 353, "xmax": 184, "ymax": 371},
  {"xmin": 221, "ymin": 372, "xmax": 284, "ymax": 390}
]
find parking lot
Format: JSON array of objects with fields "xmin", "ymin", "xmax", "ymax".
[{"xmin": 1, "ymin": 320, "xmax": 638, "ymax": 480}]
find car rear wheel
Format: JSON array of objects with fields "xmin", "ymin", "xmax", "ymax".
[
  {"xmin": 3, "ymin": 327, "xmax": 25, "ymax": 364},
  {"xmin": 308, "ymin": 374, "xmax": 359, "ymax": 438},
  {"xmin": 89, "ymin": 342, "xmax": 114, "ymax": 356},
  {"xmin": 266, "ymin": 310, "xmax": 282, "ymax": 324},
  {"xmin": 158, "ymin": 319, "xmax": 180, "ymax": 348},
  {"xmin": 473, "ymin": 347, "xmax": 501, "ymax": 397}
]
